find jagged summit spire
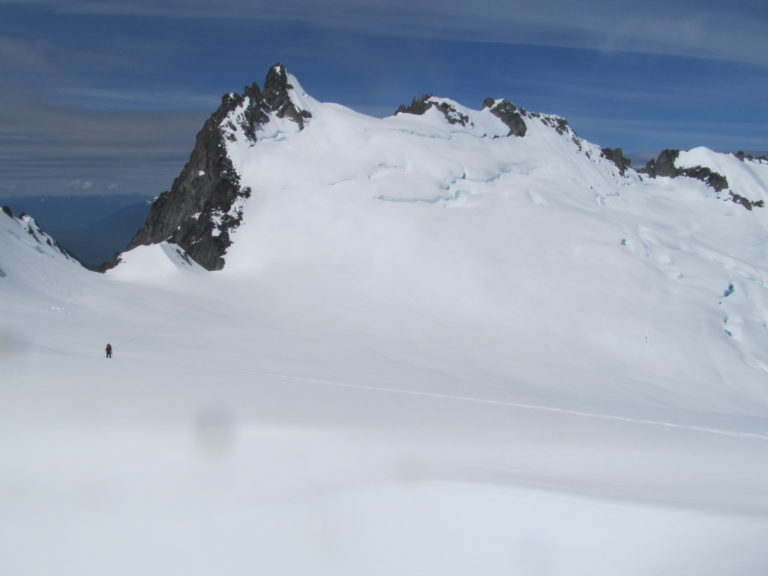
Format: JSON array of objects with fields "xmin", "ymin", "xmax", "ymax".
[
  {"xmin": 263, "ymin": 63, "xmax": 313, "ymax": 129},
  {"xmin": 264, "ymin": 63, "xmax": 289, "ymax": 101}
]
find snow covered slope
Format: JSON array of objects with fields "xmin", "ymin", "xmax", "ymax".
[
  {"xmin": 0, "ymin": 207, "xmax": 82, "ymax": 296},
  {"xmin": 208, "ymin": 67, "xmax": 768, "ymax": 416},
  {"xmin": 3, "ymin": 66, "xmax": 768, "ymax": 575}
]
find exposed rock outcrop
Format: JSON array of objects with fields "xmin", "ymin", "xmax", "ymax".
[
  {"xmin": 642, "ymin": 149, "xmax": 729, "ymax": 192},
  {"xmin": 396, "ymin": 95, "xmax": 529, "ymax": 137},
  {"xmin": 122, "ymin": 63, "xmax": 311, "ymax": 271},
  {"xmin": 396, "ymin": 95, "xmax": 471, "ymax": 127},
  {"xmin": 601, "ymin": 148, "xmax": 632, "ymax": 176},
  {"xmin": 642, "ymin": 149, "xmax": 681, "ymax": 179},
  {"xmin": 729, "ymin": 192, "xmax": 764, "ymax": 211},
  {"xmin": 735, "ymin": 151, "xmax": 768, "ymax": 163},
  {"xmin": 482, "ymin": 98, "xmax": 527, "ymax": 137}
]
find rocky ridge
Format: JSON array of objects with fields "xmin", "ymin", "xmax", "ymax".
[{"xmin": 396, "ymin": 94, "xmax": 529, "ymax": 137}]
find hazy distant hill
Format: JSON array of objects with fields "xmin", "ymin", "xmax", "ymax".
[{"xmin": 0, "ymin": 194, "xmax": 152, "ymax": 268}]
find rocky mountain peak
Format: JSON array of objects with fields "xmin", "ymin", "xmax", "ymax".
[
  {"xmin": 118, "ymin": 63, "xmax": 322, "ymax": 271},
  {"xmin": 263, "ymin": 63, "xmax": 313, "ymax": 129},
  {"xmin": 263, "ymin": 64, "xmax": 290, "ymax": 104}
]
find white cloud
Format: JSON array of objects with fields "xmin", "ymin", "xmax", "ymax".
[
  {"xmin": 55, "ymin": 87, "xmax": 220, "ymax": 111},
  {"xmin": 67, "ymin": 179, "xmax": 93, "ymax": 190}
]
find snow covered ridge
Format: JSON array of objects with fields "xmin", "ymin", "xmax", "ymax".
[
  {"xmin": 106, "ymin": 242, "xmax": 204, "ymax": 283},
  {"xmin": 641, "ymin": 147, "xmax": 768, "ymax": 210},
  {"xmin": 118, "ymin": 62, "xmax": 767, "ymax": 274},
  {"xmin": 0, "ymin": 205, "xmax": 77, "ymax": 266},
  {"xmin": 0, "ymin": 204, "xmax": 84, "ymax": 298},
  {"xmin": 119, "ymin": 62, "xmax": 626, "ymax": 272}
]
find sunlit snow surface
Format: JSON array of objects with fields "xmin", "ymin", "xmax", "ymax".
[{"xmin": 2, "ymin": 91, "xmax": 768, "ymax": 575}]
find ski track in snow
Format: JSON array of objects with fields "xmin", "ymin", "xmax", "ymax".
[{"xmin": 232, "ymin": 368, "xmax": 768, "ymax": 442}]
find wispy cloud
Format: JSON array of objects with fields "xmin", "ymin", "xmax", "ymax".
[
  {"xmin": 0, "ymin": 35, "xmax": 52, "ymax": 72},
  {"xmin": 55, "ymin": 87, "xmax": 220, "ymax": 110},
  {"xmin": 0, "ymin": 91, "xmax": 206, "ymax": 195},
  {"xmin": 1, "ymin": 0, "xmax": 765, "ymax": 196},
  {"xmin": 22, "ymin": 0, "xmax": 768, "ymax": 66},
  {"xmin": 67, "ymin": 179, "xmax": 93, "ymax": 190}
]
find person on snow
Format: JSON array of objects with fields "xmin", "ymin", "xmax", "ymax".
[{"xmin": 105, "ymin": 343, "xmax": 112, "ymax": 359}]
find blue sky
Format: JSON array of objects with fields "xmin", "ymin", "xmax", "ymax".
[{"xmin": 1, "ymin": 0, "xmax": 766, "ymax": 197}]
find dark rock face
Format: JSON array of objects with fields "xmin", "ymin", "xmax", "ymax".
[
  {"xmin": 2, "ymin": 205, "xmax": 11, "ymax": 218},
  {"xmin": 396, "ymin": 95, "xmax": 471, "ymax": 127},
  {"xmin": 126, "ymin": 96, "xmax": 247, "ymax": 271},
  {"xmin": 601, "ymin": 148, "xmax": 632, "ymax": 176},
  {"xmin": 396, "ymin": 94, "xmax": 433, "ymax": 117},
  {"xmin": 642, "ymin": 149, "xmax": 680, "ymax": 179},
  {"xmin": 483, "ymin": 98, "xmax": 527, "ymax": 137},
  {"xmin": 736, "ymin": 151, "xmax": 768, "ymax": 163},
  {"xmin": 123, "ymin": 63, "xmax": 311, "ymax": 271},
  {"xmin": 529, "ymin": 112, "xmax": 569, "ymax": 136},
  {"xmin": 642, "ymin": 149, "xmax": 729, "ymax": 192},
  {"xmin": 730, "ymin": 192, "xmax": 764, "ymax": 211},
  {"xmin": 682, "ymin": 165, "xmax": 729, "ymax": 192}
]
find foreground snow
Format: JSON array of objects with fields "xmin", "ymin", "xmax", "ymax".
[{"xmin": 3, "ymin": 257, "xmax": 768, "ymax": 575}]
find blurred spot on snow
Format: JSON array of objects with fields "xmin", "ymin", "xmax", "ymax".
[
  {"xmin": 193, "ymin": 407, "xmax": 236, "ymax": 456},
  {"xmin": 510, "ymin": 537, "xmax": 559, "ymax": 576},
  {"xmin": 0, "ymin": 331, "xmax": 23, "ymax": 356},
  {"xmin": 394, "ymin": 456, "xmax": 428, "ymax": 483},
  {"xmin": 0, "ymin": 265, "xmax": 6, "ymax": 277}
]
